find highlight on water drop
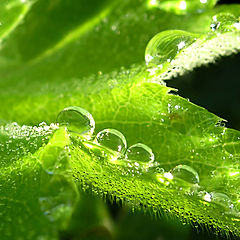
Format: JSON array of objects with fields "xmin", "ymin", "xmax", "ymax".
[
  {"xmin": 148, "ymin": 0, "xmax": 217, "ymax": 15},
  {"xmin": 210, "ymin": 13, "xmax": 240, "ymax": 33},
  {"xmin": 199, "ymin": 191, "xmax": 212, "ymax": 202},
  {"xmin": 171, "ymin": 164, "xmax": 199, "ymax": 184},
  {"xmin": 94, "ymin": 128, "xmax": 127, "ymax": 155},
  {"xmin": 56, "ymin": 106, "xmax": 95, "ymax": 140},
  {"xmin": 125, "ymin": 143, "xmax": 154, "ymax": 163},
  {"xmin": 156, "ymin": 171, "xmax": 173, "ymax": 186},
  {"xmin": 145, "ymin": 30, "xmax": 198, "ymax": 70}
]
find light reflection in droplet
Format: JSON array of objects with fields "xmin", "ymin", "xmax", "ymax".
[
  {"xmin": 229, "ymin": 171, "xmax": 239, "ymax": 177},
  {"xmin": 179, "ymin": 1, "xmax": 187, "ymax": 10},
  {"xmin": 164, "ymin": 172, "xmax": 173, "ymax": 180},
  {"xmin": 203, "ymin": 192, "xmax": 212, "ymax": 202}
]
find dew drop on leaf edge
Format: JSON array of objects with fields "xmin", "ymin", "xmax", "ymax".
[
  {"xmin": 125, "ymin": 143, "xmax": 154, "ymax": 163},
  {"xmin": 94, "ymin": 128, "xmax": 127, "ymax": 155},
  {"xmin": 145, "ymin": 30, "xmax": 198, "ymax": 70},
  {"xmin": 210, "ymin": 13, "xmax": 240, "ymax": 33},
  {"xmin": 171, "ymin": 164, "xmax": 199, "ymax": 184},
  {"xmin": 56, "ymin": 106, "xmax": 95, "ymax": 140}
]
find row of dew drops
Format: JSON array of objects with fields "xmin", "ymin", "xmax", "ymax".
[
  {"xmin": 145, "ymin": 12, "xmax": 240, "ymax": 73},
  {"xmin": 56, "ymin": 106, "xmax": 240, "ymax": 217}
]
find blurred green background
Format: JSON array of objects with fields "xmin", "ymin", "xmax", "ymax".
[{"xmin": 60, "ymin": 191, "xmax": 238, "ymax": 240}]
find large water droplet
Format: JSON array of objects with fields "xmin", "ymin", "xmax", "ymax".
[
  {"xmin": 145, "ymin": 30, "xmax": 198, "ymax": 69},
  {"xmin": 171, "ymin": 165, "xmax": 199, "ymax": 184},
  {"xmin": 94, "ymin": 129, "xmax": 127, "ymax": 155},
  {"xmin": 125, "ymin": 143, "xmax": 154, "ymax": 163},
  {"xmin": 148, "ymin": 0, "xmax": 217, "ymax": 15},
  {"xmin": 210, "ymin": 13, "xmax": 240, "ymax": 33},
  {"xmin": 56, "ymin": 106, "xmax": 95, "ymax": 140}
]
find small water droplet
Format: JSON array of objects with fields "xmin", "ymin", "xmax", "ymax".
[
  {"xmin": 56, "ymin": 106, "xmax": 95, "ymax": 140},
  {"xmin": 94, "ymin": 129, "xmax": 127, "ymax": 155},
  {"xmin": 150, "ymin": 165, "xmax": 165, "ymax": 174},
  {"xmin": 125, "ymin": 143, "xmax": 154, "ymax": 163},
  {"xmin": 210, "ymin": 13, "xmax": 240, "ymax": 33},
  {"xmin": 148, "ymin": 0, "xmax": 217, "ymax": 15},
  {"xmin": 145, "ymin": 30, "xmax": 198, "ymax": 70},
  {"xmin": 171, "ymin": 165, "xmax": 199, "ymax": 184},
  {"xmin": 211, "ymin": 192, "xmax": 234, "ymax": 210}
]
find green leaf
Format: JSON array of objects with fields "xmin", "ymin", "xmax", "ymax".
[
  {"xmin": 68, "ymin": 70, "xmax": 240, "ymax": 235},
  {"xmin": 0, "ymin": 0, "xmax": 228, "ymax": 78},
  {"xmin": 0, "ymin": 0, "xmax": 34, "ymax": 41},
  {"xmin": 1, "ymin": 0, "xmax": 240, "ymax": 239},
  {"xmin": 0, "ymin": 125, "xmax": 78, "ymax": 239}
]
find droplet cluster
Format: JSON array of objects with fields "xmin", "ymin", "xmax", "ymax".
[
  {"xmin": 56, "ymin": 106, "xmax": 240, "ymax": 217},
  {"xmin": 56, "ymin": 107, "xmax": 155, "ymax": 171}
]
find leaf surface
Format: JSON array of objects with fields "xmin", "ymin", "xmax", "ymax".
[{"xmin": 1, "ymin": 0, "xmax": 240, "ymax": 239}]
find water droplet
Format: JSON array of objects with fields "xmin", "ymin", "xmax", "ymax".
[
  {"xmin": 171, "ymin": 165, "xmax": 199, "ymax": 184},
  {"xmin": 211, "ymin": 192, "xmax": 233, "ymax": 210},
  {"xmin": 150, "ymin": 165, "xmax": 165, "ymax": 174},
  {"xmin": 125, "ymin": 143, "xmax": 154, "ymax": 163},
  {"xmin": 210, "ymin": 13, "xmax": 240, "ymax": 33},
  {"xmin": 56, "ymin": 106, "xmax": 95, "ymax": 140},
  {"xmin": 145, "ymin": 30, "xmax": 198, "ymax": 69},
  {"xmin": 94, "ymin": 129, "xmax": 127, "ymax": 155},
  {"xmin": 148, "ymin": 0, "xmax": 217, "ymax": 15}
]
